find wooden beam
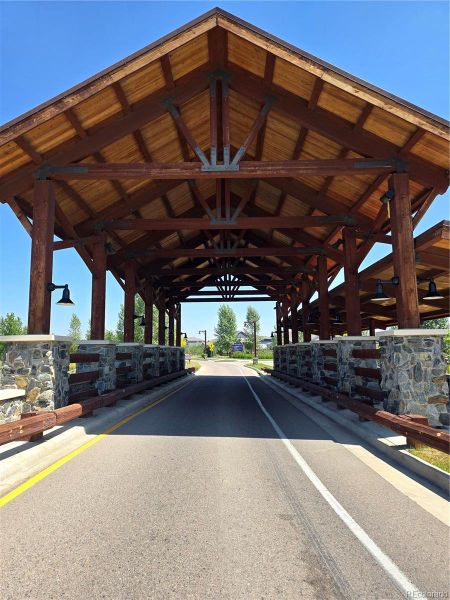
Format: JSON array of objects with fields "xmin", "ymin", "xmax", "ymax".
[
  {"xmin": 144, "ymin": 288, "xmax": 154, "ymax": 345},
  {"xmin": 43, "ymin": 158, "xmax": 400, "ymax": 181},
  {"xmin": 263, "ymin": 178, "xmax": 372, "ymax": 227},
  {"xmin": 7, "ymin": 197, "xmax": 32, "ymax": 235},
  {"xmin": 318, "ymin": 255, "xmax": 330, "ymax": 340},
  {"xmin": 124, "ymin": 262, "xmax": 136, "ymax": 342},
  {"xmin": 91, "ymin": 241, "xmax": 106, "ymax": 340},
  {"xmin": 228, "ymin": 64, "xmax": 448, "ymax": 192},
  {"xmin": 53, "ymin": 235, "xmax": 104, "ymax": 251},
  {"xmin": 389, "ymin": 174, "xmax": 420, "ymax": 328},
  {"xmin": 125, "ymin": 246, "xmax": 327, "ymax": 259},
  {"xmin": 98, "ymin": 214, "xmax": 356, "ymax": 231},
  {"xmin": 343, "ymin": 227, "xmax": 362, "ymax": 335},
  {"xmin": 158, "ymin": 296, "xmax": 166, "ymax": 345},
  {"xmin": 28, "ymin": 180, "xmax": 56, "ymax": 334},
  {"xmin": 168, "ymin": 299, "xmax": 175, "ymax": 346},
  {"xmin": 180, "ymin": 297, "xmax": 275, "ymax": 303},
  {"xmin": 181, "ymin": 289, "xmax": 277, "ymax": 296},
  {"xmin": 144, "ymin": 265, "xmax": 308, "ymax": 277},
  {"xmin": 0, "ymin": 67, "xmax": 210, "ymax": 199}
]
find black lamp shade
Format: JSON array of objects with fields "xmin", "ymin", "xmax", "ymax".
[
  {"xmin": 422, "ymin": 280, "xmax": 444, "ymax": 301},
  {"xmin": 56, "ymin": 285, "xmax": 74, "ymax": 306},
  {"xmin": 371, "ymin": 280, "xmax": 391, "ymax": 302}
]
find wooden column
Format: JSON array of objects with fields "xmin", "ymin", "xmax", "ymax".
[
  {"xmin": 90, "ymin": 241, "xmax": 106, "ymax": 340},
  {"xmin": 301, "ymin": 277, "xmax": 311, "ymax": 343},
  {"xmin": 123, "ymin": 263, "xmax": 136, "ymax": 343},
  {"xmin": 291, "ymin": 294, "xmax": 299, "ymax": 344},
  {"xmin": 175, "ymin": 304, "xmax": 182, "ymax": 347},
  {"xmin": 168, "ymin": 300, "xmax": 175, "ymax": 346},
  {"xmin": 158, "ymin": 297, "xmax": 166, "ymax": 345},
  {"xmin": 318, "ymin": 255, "xmax": 330, "ymax": 340},
  {"xmin": 389, "ymin": 173, "xmax": 420, "ymax": 328},
  {"xmin": 282, "ymin": 299, "xmax": 290, "ymax": 345},
  {"xmin": 28, "ymin": 180, "xmax": 55, "ymax": 334},
  {"xmin": 276, "ymin": 301, "xmax": 283, "ymax": 345},
  {"xmin": 343, "ymin": 227, "xmax": 362, "ymax": 335},
  {"xmin": 144, "ymin": 285, "xmax": 153, "ymax": 344}
]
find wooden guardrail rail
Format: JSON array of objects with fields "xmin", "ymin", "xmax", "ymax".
[
  {"xmin": 0, "ymin": 369, "xmax": 190, "ymax": 447},
  {"xmin": 352, "ymin": 349, "xmax": 380, "ymax": 359},
  {"xmin": 271, "ymin": 370, "xmax": 450, "ymax": 454}
]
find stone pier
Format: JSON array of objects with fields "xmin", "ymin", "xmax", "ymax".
[
  {"xmin": 75, "ymin": 340, "xmax": 117, "ymax": 394},
  {"xmin": 378, "ymin": 329, "xmax": 449, "ymax": 426},
  {"xmin": 336, "ymin": 336, "xmax": 379, "ymax": 399},
  {"xmin": 116, "ymin": 343, "xmax": 144, "ymax": 384},
  {"xmin": 297, "ymin": 343, "xmax": 312, "ymax": 380},
  {"xmin": 311, "ymin": 340, "xmax": 337, "ymax": 386},
  {"xmin": 0, "ymin": 335, "xmax": 71, "ymax": 422}
]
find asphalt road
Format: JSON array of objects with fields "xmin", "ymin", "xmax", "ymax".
[{"xmin": 1, "ymin": 362, "xmax": 448, "ymax": 600}]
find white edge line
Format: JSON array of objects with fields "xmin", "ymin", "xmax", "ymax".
[{"xmin": 240, "ymin": 369, "xmax": 421, "ymax": 598}]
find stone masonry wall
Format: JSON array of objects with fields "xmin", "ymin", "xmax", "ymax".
[
  {"xmin": 311, "ymin": 341, "xmax": 337, "ymax": 386},
  {"xmin": 116, "ymin": 344, "xmax": 143, "ymax": 384},
  {"xmin": 378, "ymin": 331, "xmax": 449, "ymax": 427},
  {"xmin": 337, "ymin": 337, "xmax": 381, "ymax": 401},
  {"xmin": 75, "ymin": 341, "xmax": 116, "ymax": 395},
  {"xmin": 297, "ymin": 344, "xmax": 312, "ymax": 380},
  {"xmin": 0, "ymin": 338, "xmax": 70, "ymax": 423}
]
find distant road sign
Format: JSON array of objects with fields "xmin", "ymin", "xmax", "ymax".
[{"xmin": 232, "ymin": 343, "xmax": 244, "ymax": 352}]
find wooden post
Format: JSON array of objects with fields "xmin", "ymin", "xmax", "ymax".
[
  {"xmin": 144, "ymin": 285, "xmax": 153, "ymax": 344},
  {"xmin": 276, "ymin": 301, "xmax": 283, "ymax": 345},
  {"xmin": 28, "ymin": 180, "xmax": 55, "ymax": 334},
  {"xmin": 282, "ymin": 299, "xmax": 290, "ymax": 345},
  {"xmin": 291, "ymin": 293, "xmax": 299, "ymax": 344},
  {"xmin": 175, "ymin": 304, "xmax": 182, "ymax": 347},
  {"xmin": 168, "ymin": 300, "xmax": 175, "ymax": 346},
  {"xmin": 124, "ymin": 263, "xmax": 136, "ymax": 343},
  {"xmin": 318, "ymin": 255, "xmax": 330, "ymax": 340},
  {"xmin": 389, "ymin": 173, "xmax": 420, "ymax": 328},
  {"xmin": 158, "ymin": 297, "xmax": 166, "ymax": 345},
  {"xmin": 343, "ymin": 227, "xmax": 362, "ymax": 335},
  {"xmin": 301, "ymin": 277, "xmax": 311, "ymax": 342},
  {"xmin": 91, "ymin": 241, "xmax": 106, "ymax": 340}
]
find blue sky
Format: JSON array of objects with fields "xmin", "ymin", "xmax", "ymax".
[{"xmin": 0, "ymin": 1, "xmax": 449, "ymax": 338}]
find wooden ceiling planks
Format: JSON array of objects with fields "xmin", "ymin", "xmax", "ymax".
[{"xmin": 0, "ymin": 7, "xmax": 448, "ymax": 311}]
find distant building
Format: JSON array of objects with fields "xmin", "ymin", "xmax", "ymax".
[
  {"xmin": 186, "ymin": 336, "xmax": 203, "ymax": 347},
  {"xmin": 259, "ymin": 337, "xmax": 273, "ymax": 348}
]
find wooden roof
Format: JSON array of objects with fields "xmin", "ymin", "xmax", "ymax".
[
  {"xmin": 0, "ymin": 7, "xmax": 449, "ymax": 303},
  {"xmin": 306, "ymin": 220, "xmax": 450, "ymax": 330}
]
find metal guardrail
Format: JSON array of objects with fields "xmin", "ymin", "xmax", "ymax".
[{"xmin": 271, "ymin": 370, "xmax": 450, "ymax": 455}]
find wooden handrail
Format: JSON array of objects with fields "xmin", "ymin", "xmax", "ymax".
[{"xmin": 69, "ymin": 370, "xmax": 99, "ymax": 384}]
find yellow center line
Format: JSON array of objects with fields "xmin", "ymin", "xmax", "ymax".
[{"xmin": 0, "ymin": 378, "xmax": 194, "ymax": 508}]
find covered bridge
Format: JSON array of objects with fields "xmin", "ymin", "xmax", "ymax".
[{"xmin": 0, "ymin": 7, "xmax": 449, "ymax": 344}]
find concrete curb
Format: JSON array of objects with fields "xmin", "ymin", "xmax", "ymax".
[
  {"xmin": 0, "ymin": 374, "xmax": 195, "ymax": 497},
  {"xmin": 257, "ymin": 372, "xmax": 449, "ymax": 497}
]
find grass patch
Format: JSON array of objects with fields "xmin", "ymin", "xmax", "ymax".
[
  {"xmin": 409, "ymin": 446, "xmax": 450, "ymax": 473},
  {"xmin": 186, "ymin": 360, "xmax": 201, "ymax": 373},
  {"xmin": 243, "ymin": 362, "xmax": 273, "ymax": 375}
]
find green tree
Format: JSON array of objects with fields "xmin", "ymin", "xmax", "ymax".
[
  {"xmin": 116, "ymin": 304, "xmax": 124, "ymax": 342},
  {"xmin": 0, "ymin": 313, "xmax": 27, "ymax": 358},
  {"xmin": 105, "ymin": 329, "xmax": 118, "ymax": 342},
  {"xmin": 114, "ymin": 297, "xmax": 160, "ymax": 344},
  {"xmin": 243, "ymin": 305, "xmax": 261, "ymax": 352},
  {"xmin": 214, "ymin": 305, "xmax": 237, "ymax": 355},
  {"xmin": 421, "ymin": 317, "xmax": 449, "ymax": 329},
  {"xmin": 68, "ymin": 313, "xmax": 82, "ymax": 353}
]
